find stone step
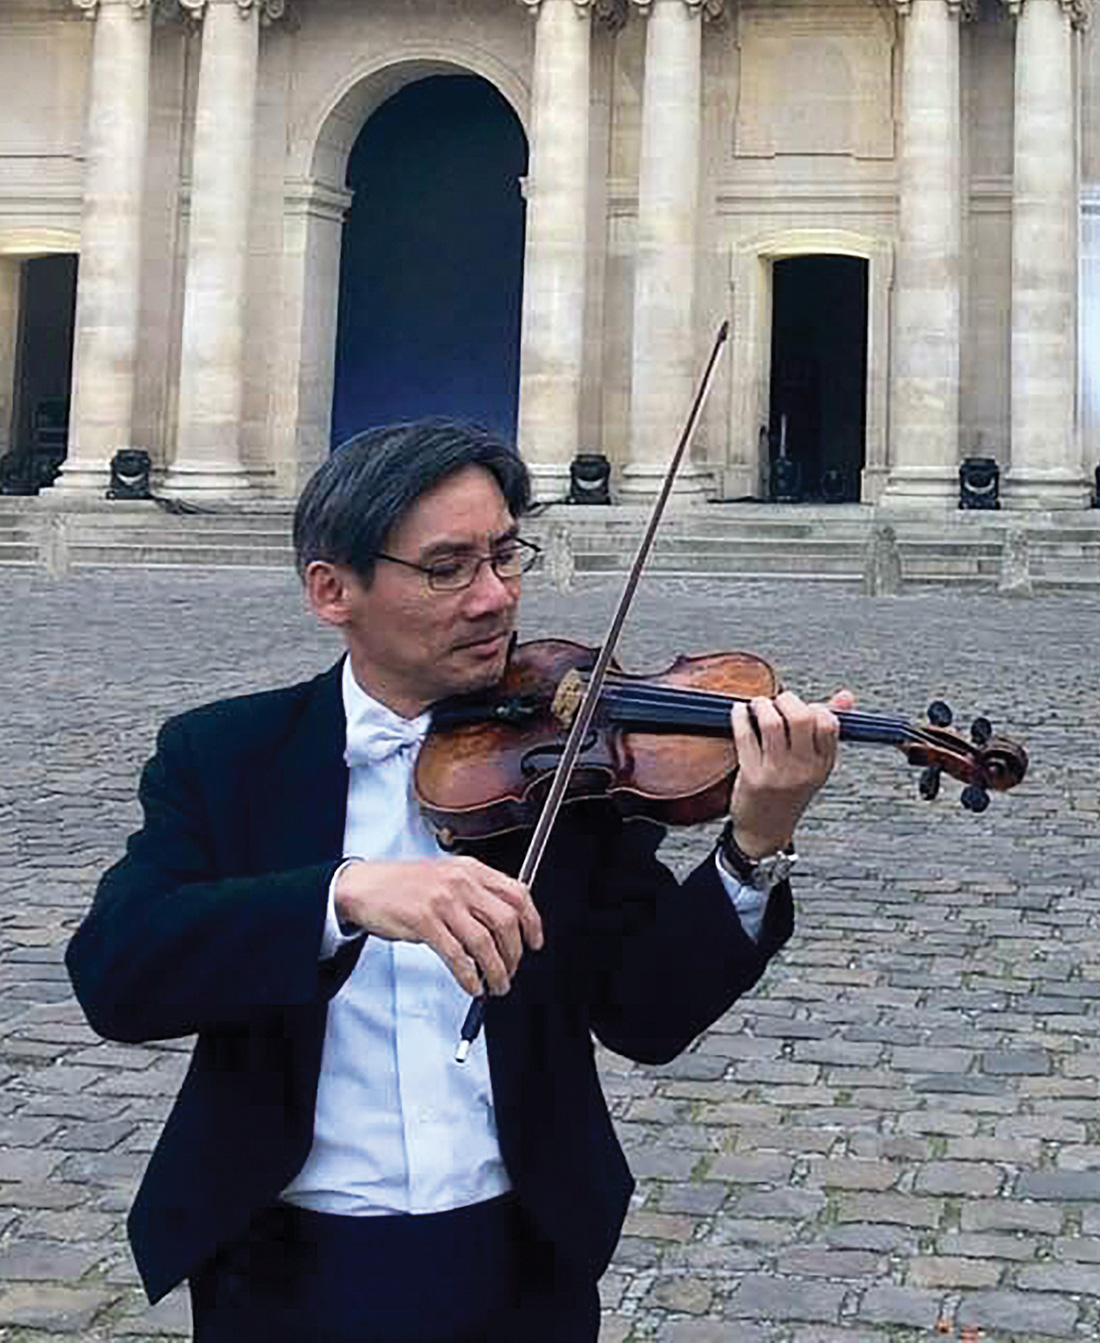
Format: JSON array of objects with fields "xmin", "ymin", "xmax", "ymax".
[
  {"xmin": 571, "ymin": 536, "xmax": 868, "ymax": 557},
  {"xmin": 1021, "ymin": 527, "xmax": 1100, "ymax": 544},
  {"xmin": 573, "ymin": 565, "xmax": 862, "ymax": 584},
  {"xmin": 0, "ymin": 541, "xmax": 38, "ymax": 563},
  {"xmin": 903, "ymin": 556, "xmax": 999, "ymax": 577},
  {"xmin": 1032, "ymin": 572, "xmax": 1100, "ymax": 590},
  {"xmin": 578, "ymin": 550, "xmax": 862, "ymax": 576},
  {"xmin": 564, "ymin": 536, "xmax": 1004, "ymax": 564},
  {"xmin": 0, "ymin": 495, "xmax": 1097, "ymax": 587},
  {"xmin": 64, "ymin": 526, "xmax": 292, "ymax": 547},
  {"xmin": 1029, "ymin": 542, "xmax": 1100, "ymax": 560},
  {"xmin": 535, "ymin": 518, "xmax": 868, "ymax": 541},
  {"xmin": 69, "ymin": 543, "xmax": 296, "ymax": 567}
]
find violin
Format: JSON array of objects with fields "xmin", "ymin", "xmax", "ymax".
[{"xmin": 415, "ymin": 638, "xmax": 1030, "ymax": 844}]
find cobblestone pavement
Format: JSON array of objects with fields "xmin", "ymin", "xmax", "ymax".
[{"xmin": 0, "ymin": 567, "xmax": 1097, "ymax": 1342}]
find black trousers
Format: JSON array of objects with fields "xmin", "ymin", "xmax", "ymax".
[{"xmin": 188, "ymin": 1196, "xmax": 600, "ymax": 1343}]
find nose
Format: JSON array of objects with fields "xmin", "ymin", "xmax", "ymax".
[{"xmin": 463, "ymin": 557, "xmax": 518, "ymax": 615}]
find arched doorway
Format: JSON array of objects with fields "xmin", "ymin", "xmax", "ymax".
[
  {"xmin": 767, "ymin": 255, "xmax": 868, "ymax": 503},
  {"xmin": 330, "ymin": 75, "xmax": 527, "ymax": 447}
]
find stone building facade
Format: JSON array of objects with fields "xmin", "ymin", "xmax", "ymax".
[{"xmin": 1, "ymin": 0, "xmax": 1098, "ymax": 509}]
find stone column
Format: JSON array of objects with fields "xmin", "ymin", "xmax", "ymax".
[
  {"xmin": 621, "ymin": 0, "xmax": 718, "ymax": 502},
  {"xmin": 54, "ymin": 0, "xmax": 152, "ymax": 496},
  {"xmin": 165, "ymin": 0, "xmax": 282, "ymax": 496},
  {"xmin": 515, "ymin": 0, "xmax": 594, "ymax": 502},
  {"xmin": 880, "ymin": 0, "xmax": 964, "ymax": 506},
  {"xmin": 273, "ymin": 180, "xmax": 352, "ymax": 496},
  {"xmin": 1003, "ymin": 0, "xmax": 1091, "ymax": 508}
]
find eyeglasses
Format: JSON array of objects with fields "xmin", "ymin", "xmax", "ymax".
[{"xmin": 371, "ymin": 537, "xmax": 543, "ymax": 592}]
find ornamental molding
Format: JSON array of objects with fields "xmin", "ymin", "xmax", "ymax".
[
  {"xmin": 70, "ymin": 0, "xmax": 153, "ymax": 16},
  {"xmin": 283, "ymin": 179, "xmax": 354, "ymax": 224},
  {"xmin": 631, "ymin": 0, "xmax": 725, "ymax": 15},
  {"xmin": 516, "ymin": 0, "xmax": 598, "ymax": 14},
  {"xmin": 177, "ymin": 0, "xmax": 288, "ymax": 19},
  {"xmin": 517, "ymin": 0, "xmax": 722, "ymax": 16},
  {"xmin": 891, "ymin": 0, "xmax": 978, "ymax": 19}
]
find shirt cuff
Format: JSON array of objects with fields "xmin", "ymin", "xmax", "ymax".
[
  {"xmin": 714, "ymin": 851, "xmax": 769, "ymax": 943},
  {"xmin": 321, "ymin": 858, "xmax": 368, "ymax": 960}
]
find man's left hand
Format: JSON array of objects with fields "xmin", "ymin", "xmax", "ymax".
[{"xmin": 728, "ymin": 689, "xmax": 854, "ymax": 858}]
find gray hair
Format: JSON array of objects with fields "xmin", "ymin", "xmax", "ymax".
[{"xmin": 293, "ymin": 419, "xmax": 532, "ymax": 583}]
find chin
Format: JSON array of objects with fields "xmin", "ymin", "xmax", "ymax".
[
  {"xmin": 463, "ymin": 662, "xmax": 508, "ymax": 695},
  {"xmin": 447, "ymin": 651, "xmax": 509, "ymax": 698}
]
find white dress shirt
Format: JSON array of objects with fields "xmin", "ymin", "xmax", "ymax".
[{"xmin": 282, "ymin": 658, "xmax": 767, "ymax": 1217}]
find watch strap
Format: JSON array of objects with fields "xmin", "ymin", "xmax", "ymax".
[{"xmin": 718, "ymin": 821, "xmax": 796, "ymax": 892}]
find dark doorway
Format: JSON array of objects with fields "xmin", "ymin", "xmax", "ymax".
[
  {"xmin": 331, "ymin": 75, "xmax": 528, "ymax": 448},
  {"xmin": 2, "ymin": 254, "xmax": 77, "ymax": 494},
  {"xmin": 768, "ymin": 255, "xmax": 868, "ymax": 503}
]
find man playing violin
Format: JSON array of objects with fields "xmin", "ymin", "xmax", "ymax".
[{"xmin": 66, "ymin": 419, "xmax": 849, "ymax": 1343}]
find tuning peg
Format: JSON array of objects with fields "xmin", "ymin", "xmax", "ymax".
[
  {"xmin": 961, "ymin": 784, "xmax": 990, "ymax": 813},
  {"xmin": 919, "ymin": 766, "xmax": 942, "ymax": 801},
  {"xmin": 970, "ymin": 716, "xmax": 993, "ymax": 746},
  {"xmin": 927, "ymin": 700, "xmax": 953, "ymax": 728}
]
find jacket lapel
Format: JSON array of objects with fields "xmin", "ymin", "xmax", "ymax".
[{"xmin": 248, "ymin": 660, "xmax": 349, "ymax": 873}]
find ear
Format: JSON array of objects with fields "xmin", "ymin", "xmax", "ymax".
[{"xmin": 305, "ymin": 561, "xmax": 359, "ymax": 629}]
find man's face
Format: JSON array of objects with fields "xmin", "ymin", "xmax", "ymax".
[{"xmin": 331, "ymin": 465, "xmax": 522, "ymax": 715}]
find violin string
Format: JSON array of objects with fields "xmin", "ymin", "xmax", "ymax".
[
  {"xmin": 602, "ymin": 685, "xmax": 901, "ymax": 734},
  {"xmin": 594, "ymin": 681, "xmax": 973, "ymax": 757},
  {"xmin": 601, "ymin": 681, "xmax": 932, "ymax": 735},
  {"xmin": 598, "ymin": 681, "xmax": 912, "ymax": 728}
]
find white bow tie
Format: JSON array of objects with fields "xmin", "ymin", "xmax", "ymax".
[{"xmin": 344, "ymin": 711, "xmax": 430, "ymax": 769}]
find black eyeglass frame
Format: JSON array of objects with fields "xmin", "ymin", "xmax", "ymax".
[{"xmin": 370, "ymin": 536, "xmax": 543, "ymax": 592}]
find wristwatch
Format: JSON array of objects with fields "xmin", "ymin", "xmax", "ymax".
[{"xmin": 717, "ymin": 820, "xmax": 797, "ymax": 893}]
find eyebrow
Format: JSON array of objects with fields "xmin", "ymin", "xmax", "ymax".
[{"xmin": 417, "ymin": 523, "xmax": 520, "ymax": 564}]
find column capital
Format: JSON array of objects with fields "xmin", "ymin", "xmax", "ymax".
[
  {"xmin": 630, "ymin": 0, "xmax": 725, "ymax": 16},
  {"xmin": 891, "ymin": 0, "xmax": 977, "ymax": 19},
  {"xmin": 178, "ymin": 0, "xmax": 288, "ymax": 21},
  {"xmin": 516, "ymin": 0, "xmax": 596, "ymax": 15},
  {"xmin": 70, "ymin": 0, "xmax": 153, "ymax": 16},
  {"xmin": 1003, "ymin": 0, "xmax": 1090, "ymax": 25}
]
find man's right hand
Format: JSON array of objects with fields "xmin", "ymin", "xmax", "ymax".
[{"xmin": 333, "ymin": 857, "xmax": 543, "ymax": 998}]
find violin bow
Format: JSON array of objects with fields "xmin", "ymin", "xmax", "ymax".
[{"xmin": 456, "ymin": 322, "xmax": 731, "ymax": 1061}]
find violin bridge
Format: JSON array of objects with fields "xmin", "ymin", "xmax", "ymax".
[{"xmin": 552, "ymin": 669, "xmax": 584, "ymax": 730}]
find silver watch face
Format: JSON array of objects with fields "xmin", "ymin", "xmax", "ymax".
[{"xmin": 753, "ymin": 850, "xmax": 796, "ymax": 891}]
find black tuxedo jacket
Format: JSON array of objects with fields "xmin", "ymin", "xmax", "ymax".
[{"xmin": 65, "ymin": 661, "xmax": 793, "ymax": 1304}]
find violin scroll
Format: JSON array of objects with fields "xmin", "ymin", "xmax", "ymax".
[{"xmin": 903, "ymin": 705, "xmax": 1028, "ymax": 810}]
